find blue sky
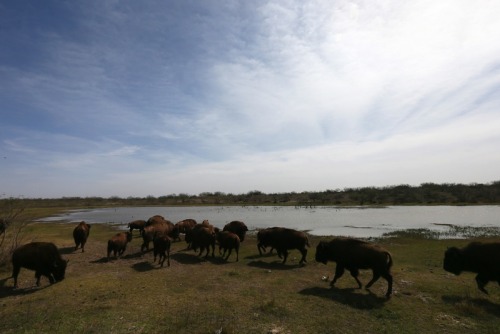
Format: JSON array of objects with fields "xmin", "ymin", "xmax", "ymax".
[{"xmin": 1, "ymin": 1, "xmax": 500, "ymax": 198}]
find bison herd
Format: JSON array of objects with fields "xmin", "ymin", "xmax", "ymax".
[{"xmin": 8, "ymin": 215, "xmax": 500, "ymax": 299}]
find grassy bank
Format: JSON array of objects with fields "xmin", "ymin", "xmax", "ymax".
[{"xmin": 0, "ymin": 222, "xmax": 499, "ymax": 333}]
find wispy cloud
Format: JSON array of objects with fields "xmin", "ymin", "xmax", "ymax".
[{"xmin": 1, "ymin": 0, "xmax": 499, "ymax": 197}]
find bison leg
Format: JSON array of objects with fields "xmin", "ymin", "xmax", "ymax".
[
  {"xmin": 12, "ymin": 265, "xmax": 20, "ymax": 288},
  {"xmin": 35, "ymin": 271, "xmax": 54, "ymax": 286},
  {"xmin": 299, "ymin": 248, "xmax": 308, "ymax": 264},
  {"xmin": 257, "ymin": 243, "xmax": 264, "ymax": 256},
  {"xmin": 382, "ymin": 272, "xmax": 393, "ymax": 298},
  {"xmin": 225, "ymin": 248, "xmax": 232, "ymax": 261},
  {"xmin": 281, "ymin": 250, "xmax": 289, "ymax": 264},
  {"xmin": 331, "ymin": 265, "xmax": 345, "ymax": 287},
  {"xmin": 365, "ymin": 271, "xmax": 380, "ymax": 291},
  {"xmin": 35, "ymin": 272, "xmax": 42, "ymax": 286},
  {"xmin": 159, "ymin": 252, "xmax": 165, "ymax": 267},
  {"xmin": 476, "ymin": 274, "xmax": 489, "ymax": 294},
  {"xmin": 348, "ymin": 268, "xmax": 363, "ymax": 289}
]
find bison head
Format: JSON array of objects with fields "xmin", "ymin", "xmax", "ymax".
[
  {"xmin": 53, "ymin": 259, "xmax": 68, "ymax": 282},
  {"xmin": 315, "ymin": 242, "xmax": 329, "ymax": 264},
  {"xmin": 443, "ymin": 247, "xmax": 463, "ymax": 275}
]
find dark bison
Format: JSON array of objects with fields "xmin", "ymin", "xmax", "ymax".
[
  {"xmin": 175, "ymin": 218, "xmax": 197, "ymax": 242},
  {"xmin": 257, "ymin": 227, "xmax": 282, "ymax": 256},
  {"xmin": 11, "ymin": 242, "xmax": 68, "ymax": 288},
  {"xmin": 127, "ymin": 219, "xmax": 146, "ymax": 234},
  {"xmin": 107, "ymin": 232, "xmax": 133, "ymax": 260},
  {"xmin": 315, "ymin": 238, "xmax": 393, "ymax": 298},
  {"xmin": 153, "ymin": 235, "xmax": 172, "ymax": 267},
  {"xmin": 188, "ymin": 223, "xmax": 217, "ymax": 259},
  {"xmin": 73, "ymin": 221, "xmax": 91, "ymax": 252},
  {"xmin": 443, "ymin": 241, "xmax": 500, "ymax": 294},
  {"xmin": 0, "ymin": 218, "xmax": 10, "ymax": 236},
  {"xmin": 257, "ymin": 227, "xmax": 309, "ymax": 264},
  {"xmin": 141, "ymin": 217, "xmax": 178, "ymax": 252},
  {"xmin": 217, "ymin": 230, "xmax": 240, "ymax": 262},
  {"xmin": 223, "ymin": 220, "xmax": 248, "ymax": 242}
]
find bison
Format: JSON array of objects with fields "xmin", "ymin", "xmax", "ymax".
[
  {"xmin": 315, "ymin": 238, "xmax": 393, "ymax": 298},
  {"xmin": 217, "ymin": 230, "xmax": 240, "ymax": 262},
  {"xmin": 153, "ymin": 235, "xmax": 172, "ymax": 267},
  {"xmin": 141, "ymin": 218, "xmax": 178, "ymax": 252},
  {"xmin": 107, "ymin": 232, "xmax": 133, "ymax": 260},
  {"xmin": 175, "ymin": 218, "xmax": 197, "ymax": 242},
  {"xmin": 11, "ymin": 242, "xmax": 68, "ymax": 288},
  {"xmin": 188, "ymin": 223, "xmax": 217, "ymax": 259},
  {"xmin": 73, "ymin": 221, "xmax": 91, "ymax": 252},
  {"xmin": 257, "ymin": 227, "xmax": 309, "ymax": 264},
  {"xmin": 145, "ymin": 215, "xmax": 168, "ymax": 227},
  {"xmin": 0, "ymin": 218, "xmax": 10, "ymax": 236},
  {"xmin": 257, "ymin": 227, "xmax": 282, "ymax": 256},
  {"xmin": 127, "ymin": 219, "xmax": 146, "ymax": 234},
  {"xmin": 443, "ymin": 241, "xmax": 500, "ymax": 294},
  {"xmin": 223, "ymin": 220, "xmax": 248, "ymax": 242}
]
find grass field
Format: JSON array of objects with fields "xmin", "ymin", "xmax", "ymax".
[{"xmin": 0, "ymin": 221, "xmax": 499, "ymax": 333}]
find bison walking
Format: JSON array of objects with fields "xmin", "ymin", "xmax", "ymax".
[
  {"xmin": 187, "ymin": 222, "xmax": 217, "ymax": 259},
  {"xmin": 257, "ymin": 227, "xmax": 282, "ymax": 256},
  {"xmin": 73, "ymin": 221, "xmax": 91, "ymax": 252},
  {"xmin": 443, "ymin": 241, "xmax": 500, "ymax": 294},
  {"xmin": 11, "ymin": 242, "xmax": 68, "ymax": 288},
  {"xmin": 127, "ymin": 219, "xmax": 146, "ymax": 234},
  {"xmin": 175, "ymin": 219, "xmax": 197, "ymax": 242},
  {"xmin": 153, "ymin": 235, "xmax": 172, "ymax": 267},
  {"xmin": 107, "ymin": 232, "xmax": 133, "ymax": 260},
  {"xmin": 257, "ymin": 227, "xmax": 309, "ymax": 264},
  {"xmin": 315, "ymin": 238, "xmax": 393, "ymax": 298},
  {"xmin": 217, "ymin": 230, "xmax": 240, "ymax": 262},
  {"xmin": 141, "ymin": 217, "xmax": 178, "ymax": 252}
]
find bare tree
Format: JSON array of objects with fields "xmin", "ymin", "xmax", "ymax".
[{"xmin": 0, "ymin": 197, "xmax": 29, "ymax": 267}]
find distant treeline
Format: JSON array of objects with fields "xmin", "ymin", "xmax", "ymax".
[{"xmin": 3, "ymin": 181, "xmax": 500, "ymax": 208}]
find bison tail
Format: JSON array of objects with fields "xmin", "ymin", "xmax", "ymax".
[
  {"xmin": 385, "ymin": 251, "xmax": 393, "ymax": 269},
  {"xmin": 305, "ymin": 236, "xmax": 310, "ymax": 248}
]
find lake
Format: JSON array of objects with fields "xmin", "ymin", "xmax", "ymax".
[{"xmin": 39, "ymin": 205, "xmax": 500, "ymax": 238}]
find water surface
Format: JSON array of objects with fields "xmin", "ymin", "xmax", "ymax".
[{"xmin": 39, "ymin": 205, "xmax": 500, "ymax": 238}]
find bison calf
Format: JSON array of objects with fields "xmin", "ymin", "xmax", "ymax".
[
  {"xmin": 73, "ymin": 221, "xmax": 91, "ymax": 252},
  {"xmin": 11, "ymin": 242, "xmax": 68, "ymax": 288},
  {"xmin": 107, "ymin": 232, "xmax": 133, "ymax": 260},
  {"xmin": 153, "ymin": 235, "xmax": 172, "ymax": 267},
  {"xmin": 443, "ymin": 241, "xmax": 500, "ymax": 294},
  {"xmin": 217, "ymin": 231, "xmax": 240, "ymax": 262},
  {"xmin": 315, "ymin": 238, "xmax": 393, "ymax": 298}
]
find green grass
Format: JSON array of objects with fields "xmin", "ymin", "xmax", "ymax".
[{"xmin": 1, "ymin": 222, "xmax": 499, "ymax": 333}]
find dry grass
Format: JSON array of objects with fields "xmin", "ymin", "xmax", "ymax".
[{"xmin": 0, "ymin": 222, "xmax": 499, "ymax": 333}]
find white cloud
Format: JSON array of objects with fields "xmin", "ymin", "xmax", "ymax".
[{"xmin": 1, "ymin": 0, "xmax": 500, "ymax": 197}]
